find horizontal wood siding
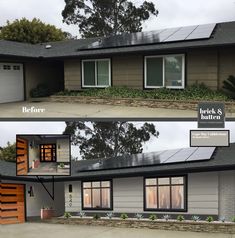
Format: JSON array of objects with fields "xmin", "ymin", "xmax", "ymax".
[
  {"xmin": 64, "ymin": 59, "xmax": 81, "ymax": 90},
  {"xmin": 112, "ymin": 55, "xmax": 143, "ymax": 89},
  {"xmin": 187, "ymin": 49, "xmax": 218, "ymax": 90},
  {"xmin": 188, "ymin": 172, "xmax": 218, "ymax": 215},
  {"xmin": 218, "ymin": 47, "xmax": 235, "ymax": 89},
  {"xmin": 64, "ymin": 172, "xmax": 219, "ymax": 216}
]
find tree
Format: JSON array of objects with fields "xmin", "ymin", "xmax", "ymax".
[
  {"xmin": 62, "ymin": 0, "xmax": 158, "ymax": 38},
  {"xmin": 64, "ymin": 121, "xmax": 159, "ymax": 160},
  {"xmin": 0, "ymin": 142, "xmax": 16, "ymax": 162},
  {"xmin": 0, "ymin": 18, "xmax": 66, "ymax": 44}
]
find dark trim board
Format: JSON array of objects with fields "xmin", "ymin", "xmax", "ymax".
[
  {"xmin": 81, "ymin": 179, "xmax": 113, "ymax": 211},
  {"xmin": 143, "ymin": 175, "xmax": 188, "ymax": 213}
]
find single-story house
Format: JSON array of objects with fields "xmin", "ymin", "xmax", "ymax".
[
  {"xmin": 16, "ymin": 134, "xmax": 71, "ymax": 176},
  {"xmin": 1, "ymin": 144, "xmax": 235, "ymax": 224},
  {"xmin": 1, "ymin": 21, "xmax": 235, "ymax": 103}
]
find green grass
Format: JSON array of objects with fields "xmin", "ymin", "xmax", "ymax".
[{"xmin": 55, "ymin": 84, "xmax": 231, "ymax": 101}]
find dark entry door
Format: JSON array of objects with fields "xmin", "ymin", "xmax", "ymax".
[{"xmin": 40, "ymin": 144, "xmax": 56, "ymax": 162}]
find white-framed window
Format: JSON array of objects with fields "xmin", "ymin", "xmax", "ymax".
[
  {"xmin": 82, "ymin": 59, "xmax": 111, "ymax": 88},
  {"xmin": 144, "ymin": 54, "xmax": 185, "ymax": 89}
]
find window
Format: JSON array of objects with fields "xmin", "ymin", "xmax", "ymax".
[
  {"xmin": 13, "ymin": 65, "xmax": 20, "ymax": 70},
  {"xmin": 3, "ymin": 65, "xmax": 11, "ymax": 70},
  {"xmin": 144, "ymin": 176, "xmax": 186, "ymax": 211},
  {"xmin": 40, "ymin": 144, "xmax": 56, "ymax": 162},
  {"xmin": 82, "ymin": 181, "xmax": 112, "ymax": 210},
  {"xmin": 145, "ymin": 54, "xmax": 185, "ymax": 89},
  {"xmin": 82, "ymin": 59, "xmax": 111, "ymax": 87}
]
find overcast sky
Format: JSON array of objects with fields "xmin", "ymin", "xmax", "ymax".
[
  {"xmin": 0, "ymin": 121, "xmax": 234, "ymax": 159},
  {"xmin": 0, "ymin": 0, "xmax": 235, "ymax": 37}
]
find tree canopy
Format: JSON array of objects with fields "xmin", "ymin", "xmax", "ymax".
[
  {"xmin": 0, "ymin": 142, "xmax": 16, "ymax": 162},
  {"xmin": 64, "ymin": 121, "xmax": 159, "ymax": 160},
  {"xmin": 0, "ymin": 18, "xmax": 66, "ymax": 44},
  {"xmin": 62, "ymin": 0, "xmax": 158, "ymax": 38}
]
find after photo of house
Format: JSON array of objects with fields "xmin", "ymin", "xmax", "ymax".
[{"xmin": 16, "ymin": 134, "xmax": 71, "ymax": 176}]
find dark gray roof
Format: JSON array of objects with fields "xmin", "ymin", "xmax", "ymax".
[
  {"xmin": 1, "ymin": 21, "xmax": 235, "ymax": 59},
  {"xmin": 1, "ymin": 144, "xmax": 235, "ymax": 182}
]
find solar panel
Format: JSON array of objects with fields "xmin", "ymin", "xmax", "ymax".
[
  {"xmin": 78, "ymin": 147, "xmax": 215, "ymax": 171},
  {"xmin": 84, "ymin": 23, "xmax": 216, "ymax": 50},
  {"xmin": 186, "ymin": 23, "xmax": 216, "ymax": 40}
]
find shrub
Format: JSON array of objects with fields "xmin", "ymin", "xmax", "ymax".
[
  {"xmin": 55, "ymin": 84, "xmax": 230, "ymax": 101},
  {"xmin": 106, "ymin": 212, "xmax": 114, "ymax": 219},
  {"xmin": 177, "ymin": 215, "xmax": 185, "ymax": 222},
  {"xmin": 223, "ymin": 75, "xmax": 235, "ymax": 99},
  {"xmin": 120, "ymin": 213, "xmax": 128, "ymax": 220},
  {"xmin": 232, "ymin": 216, "xmax": 235, "ymax": 222},
  {"xmin": 135, "ymin": 213, "xmax": 143, "ymax": 220},
  {"xmin": 149, "ymin": 214, "xmax": 157, "ymax": 221},
  {"xmin": 64, "ymin": 212, "xmax": 71, "ymax": 219},
  {"xmin": 30, "ymin": 83, "xmax": 51, "ymax": 98},
  {"xmin": 58, "ymin": 163, "xmax": 65, "ymax": 168},
  {"xmin": 162, "ymin": 214, "xmax": 171, "ymax": 221},
  {"xmin": 206, "ymin": 216, "xmax": 214, "ymax": 222},
  {"xmin": 93, "ymin": 214, "xmax": 100, "ymax": 220},
  {"xmin": 191, "ymin": 215, "xmax": 200, "ymax": 222}
]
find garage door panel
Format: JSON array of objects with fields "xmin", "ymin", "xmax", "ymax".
[
  {"xmin": 1, "ymin": 184, "xmax": 25, "ymax": 224},
  {"xmin": 0, "ymin": 63, "xmax": 24, "ymax": 103}
]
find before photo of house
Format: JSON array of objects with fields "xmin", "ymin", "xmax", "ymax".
[{"xmin": 16, "ymin": 134, "xmax": 71, "ymax": 176}]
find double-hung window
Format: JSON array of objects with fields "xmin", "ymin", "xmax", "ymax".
[
  {"xmin": 82, "ymin": 181, "xmax": 112, "ymax": 210},
  {"xmin": 82, "ymin": 59, "xmax": 111, "ymax": 87},
  {"xmin": 144, "ymin": 176, "xmax": 186, "ymax": 211},
  {"xmin": 145, "ymin": 54, "xmax": 185, "ymax": 89}
]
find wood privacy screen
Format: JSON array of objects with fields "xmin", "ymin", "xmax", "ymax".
[
  {"xmin": 0, "ymin": 183, "xmax": 25, "ymax": 224},
  {"xmin": 16, "ymin": 137, "xmax": 28, "ymax": 175}
]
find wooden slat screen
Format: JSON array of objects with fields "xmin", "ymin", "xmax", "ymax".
[{"xmin": 16, "ymin": 138, "xmax": 28, "ymax": 175}]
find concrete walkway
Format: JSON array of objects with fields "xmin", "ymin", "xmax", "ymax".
[
  {"xmin": 0, "ymin": 101, "xmax": 198, "ymax": 118},
  {"xmin": 1, "ymin": 223, "xmax": 234, "ymax": 238}
]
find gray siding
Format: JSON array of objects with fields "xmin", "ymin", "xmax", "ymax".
[
  {"xmin": 64, "ymin": 172, "xmax": 219, "ymax": 216},
  {"xmin": 219, "ymin": 171, "xmax": 235, "ymax": 220},
  {"xmin": 64, "ymin": 59, "xmax": 81, "ymax": 90}
]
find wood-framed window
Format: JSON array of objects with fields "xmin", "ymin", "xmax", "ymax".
[
  {"xmin": 40, "ymin": 144, "xmax": 56, "ymax": 162},
  {"xmin": 144, "ymin": 176, "xmax": 187, "ymax": 212},
  {"xmin": 144, "ymin": 54, "xmax": 185, "ymax": 89},
  {"xmin": 82, "ymin": 59, "xmax": 111, "ymax": 88},
  {"xmin": 82, "ymin": 180, "xmax": 112, "ymax": 210}
]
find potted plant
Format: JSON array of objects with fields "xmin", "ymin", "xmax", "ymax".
[{"xmin": 41, "ymin": 206, "xmax": 54, "ymax": 220}]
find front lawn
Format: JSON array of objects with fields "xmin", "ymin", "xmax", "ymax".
[{"xmin": 55, "ymin": 84, "xmax": 231, "ymax": 101}]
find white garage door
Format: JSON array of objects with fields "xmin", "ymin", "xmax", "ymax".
[{"xmin": 0, "ymin": 63, "xmax": 24, "ymax": 103}]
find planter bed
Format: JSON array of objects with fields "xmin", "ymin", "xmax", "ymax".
[
  {"xmin": 50, "ymin": 95, "xmax": 235, "ymax": 113},
  {"xmin": 43, "ymin": 217, "xmax": 235, "ymax": 234}
]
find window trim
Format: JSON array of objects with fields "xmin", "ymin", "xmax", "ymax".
[
  {"xmin": 81, "ymin": 180, "xmax": 113, "ymax": 211},
  {"xmin": 144, "ymin": 54, "xmax": 185, "ymax": 89},
  {"xmin": 81, "ymin": 58, "xmax": 111, "ymax": 88},
  {"xmin": 143, "ymin": 175, "xmax": 187, "ymax": 212}
]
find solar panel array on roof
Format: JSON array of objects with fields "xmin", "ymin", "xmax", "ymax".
[
  {"xmin": 84, "ymin": 23, "xmax": 216, "ymax": 50},
  {"xmin": 77, "ymin": 147, "xmax": 216, "ymax": 172}
]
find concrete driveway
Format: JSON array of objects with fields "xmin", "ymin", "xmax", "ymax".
[
  {"xmin": 1, "ymin": 223, "xmax": 234, "ymax": 238},
  {"xmin": 0, "ymin": 101, "xmax": 198, "ymax": 118}
]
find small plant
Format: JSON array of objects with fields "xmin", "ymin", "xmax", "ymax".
[
  {"xmin": 64, "ymin": 212, "xmax": 71, "ymax": 219},
  {"xmin": 106, "ymin": 212, "xmax": 114, "ymax": 219},
  {"xmin": 220, "ymin": 217, "xmax": 226, "ymax": 223},
  {"xmin": 30, "ymin": 83, "xmax": 51, "ymax": 98},
  {"xmin": 177, "ymin": 215, "xmax": 185, "ymax": 222},
  {"xmin": 232, "ymin": 216, "xmax": 235, "ymax": 222},
  {"xmin": 120, "ymin": 213, "xmax": 128, "ymax": 220},
  {"xmin": 58, "ymin": 163, "xmax": 65, "ymax": 168},
  {"xmin": 206, "ymin": 216, "xmax": 214, "ymax": 222},
  {"xmin": 149, "ymin": 214, "xmax": 157, "ymax": 221},
  {"xmin": 78, "ymin": 211, "xmax": 86, "ymax": 218},
  {"xmin": 93, "ymin": 214, "xmax": 100, "ymax": 220},
  {"xmin": 191, "ymin": 215, "xmax": 200, "ymax": 222},
  {"xmin": 162, "ymin": 214, "xmax": 171, "ymax": 221},
  {"xmin": 135, "ymin": 213, "xmax": 143, "ymax": 220}
]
